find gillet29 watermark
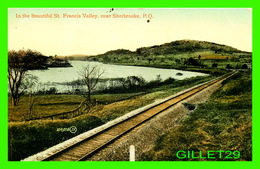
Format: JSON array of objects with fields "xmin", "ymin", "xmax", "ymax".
[{"xmin": 176, "ymin": 150, "xmax": 240, "ymax": 160}]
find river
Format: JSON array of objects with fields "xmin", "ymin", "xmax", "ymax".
[{"xmin": 27, "ymin": 61, "xmax": 208, "ymax": 93}]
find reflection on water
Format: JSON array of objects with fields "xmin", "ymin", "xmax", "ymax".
[{"xmin": 28, "ymin": 61, "xmax": 208, "ymax": 93}]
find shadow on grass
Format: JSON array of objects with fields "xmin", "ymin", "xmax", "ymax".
[{"xmin": 38, "ymin": 102, "xmax": 81, "ymax": 106}]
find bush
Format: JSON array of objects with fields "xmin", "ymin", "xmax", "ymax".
[
  {"xmin": 241, "ymin": 64, "xmax": 248, "ymax": 69},
  {"xmin": 226, "ymin": 64, "xmax": 233, "ymax": 69},
  {"xmin": 47, "ymin": 87, "xmax": 58, "ymax": 94},
  {"xmin": 212, "ymin": 63, "xmax": 218, "ymax": 68},
  {"xmin": 8, "ymin": 115, "xmax": 104, "ymax": 161},
  {"xmin": 220, "ymin": 72, "xmax": 252, "ymax": 96},
  {"xmin": 161, "ymin": 77, "xmax": 175, "ymax": 85},
  {"xmin": 35, "ymin": 87, "xmax": 58, "ymax": 95},
  {"xmin": 185, "ymin": 57, "xmax": 201, "ymax": 66}
]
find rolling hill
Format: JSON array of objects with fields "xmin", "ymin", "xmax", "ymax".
[
  {"xmin": 92, "ymin": 40, "xmax": 248, "ymax": 57},
  {"xmin": 71, "ymin": 39, "xmax": 251, "ymax": 72}
]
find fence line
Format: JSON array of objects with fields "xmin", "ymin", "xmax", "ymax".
[
  {"xmin": 25, "ymin": 100, "xmax": 91, "ymax": 121},
  {"xmin": 24, "ymin": 93, "xmax": 145, "ymax": 121}
]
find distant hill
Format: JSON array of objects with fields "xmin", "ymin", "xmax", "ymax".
[
  {"xmin": 52, "ymin": 54, "xmax": 88, "ymax": 59},
  {"xmin": 64, "ymin": 54, "xmax": 89, "ymax": 60},
  {"xmin": 103, "ymin": 49, "xmax": 135, "ymax": 55},
  {"xmin": 69, "ymin": 39, "xmax": 251, "ymax": 72},
  {"xmin": 135, "ymin": 40, "xmax": 245, "ymax": 56},
  {"xmin": 67, "ymin": 54, "xmax": 89, "ymax": 57},
  {"xmin": 73, "ymin": 40, "xmax": 251, "ymax": 72},
  {"xmin": 84, "ymin": 40, "xmax": 249, "ymax": 61}
]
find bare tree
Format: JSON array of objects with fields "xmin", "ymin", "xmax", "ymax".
[
  {"xmin": 21, "ymin": 74, "xmax": 38, "ymax": 120},
  {"xmin": 79, "ymin": 65, "xmax": 104, "ymax": 102}
]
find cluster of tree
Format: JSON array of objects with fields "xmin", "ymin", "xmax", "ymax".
[
  {"xmin": 184, "ymin": 57, "xmax": 201, "ymax": 66},
  {"xmin": 99, "ymin": 75, "xmax": 173, "ymax": 94},
  {"xmin": 8, "ymin": 49, "xmax": 75, "ymax": 107},
  {"xmin": 47, "ymin": 55, "xmax": 72, "ymax": 67},
  {"xmin": 211, "ymin": 63, "xmax": 249, "ymax": 69},
  {"xmin": 102, "ymin": 49, "xmax": 135, "ymax": 55},
  {"xmin": 8, "ymin": 49, "xmax": 48, "ymax": 106},
  {"xmin": 225, "ymin": 64, "xmax": 248, "ymax": 69},
  {"xmin": 8, "ymin": 49, "xmax": 105, "ymax": 122}
]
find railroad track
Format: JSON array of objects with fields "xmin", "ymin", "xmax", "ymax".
[{"xmin": 37, "ymin": 72, "xmax": 236, "ymax": 161}]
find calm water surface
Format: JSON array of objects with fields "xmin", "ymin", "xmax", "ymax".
[{"xmin": 29, "ymin": 61, "xmax": 207, "ymax": 83}]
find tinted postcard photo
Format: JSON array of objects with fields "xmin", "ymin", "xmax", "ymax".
[{"xmin": 8, "ymin": 8, "xmax": 252, "ymax": 161}]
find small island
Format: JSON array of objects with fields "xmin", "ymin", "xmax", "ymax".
[
  {"xmin": 47, "ymin": 55, "xmax": 72, "ymax": 68},
  {"xmin": 176, "ymin": 72, "xmax": 183, "ymax": 76}
]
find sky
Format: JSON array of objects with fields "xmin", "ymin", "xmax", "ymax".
[{"xmin": 8, "ymin": 8, "xmax": 252, "ymax": 56}]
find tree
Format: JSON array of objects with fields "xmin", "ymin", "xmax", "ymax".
[
  {"xmin": 175, "ymin": 58, "xmax": 181, "ymax": 64},
  {"xmin": 147, "ymin": 58, "xmax": 153, "ymax": 64},
  {"xmin": 226, "ymin": 64, "xmax": 233, "ymax": 69},
  {"xmin": 241, "ymin": 64, "xmax": 248, "ymax": 69},
  {"xmin": 79, "ymin": 65, "xmax": 104, "ymax": 102},
  {"xmin": 21, "ymin": 74, "xmax": 38, "ymax": 120},
  {"xmin": 186, "ymin": 57, "xmax": 200, "ymax": 66},
  {"xmin": 212, "ymin": 63, "xmax": 218, "ymax": 68},
  {"xmin": 125, "ymin": 76, "xmax": 145, "ymax": 88},
  {"xmin": 8, "ymin": 49, "xmax": 48, "ymax": 106},
  {"xmin": 198, "ymin": 55, "xmax": 202, "ymax": 65}
]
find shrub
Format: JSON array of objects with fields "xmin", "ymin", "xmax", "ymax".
[
  {"xmin": 226, "ymin": 64, "xmax": 233, "ymax": 69},
  {"xmin": 212, "ymin": 63, "xmax": 218, "ymax": 68},
  {"xmin": 8, "ymin": 115, "xmax": 104, "ymax": 161},
  {"xmin": 241, "ymin": 64, "xmax": 248, "ymax": 69}
]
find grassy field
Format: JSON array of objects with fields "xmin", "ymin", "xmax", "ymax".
[
  {"xmin": 8, "ymin": 93, "xmax": 142, "ymax": 122},
  {"xmin": 9, "ymin": 115, "xmax": 104, "ymax": 161},
  {"xmin": 140, "ymin": 71, "xmax": 252, "ymax": 161},
  {"xmin": 9, "ymin": 75, "xmax": 216, "ymax": 122},
  {"xmin": 8, "ymin": 75, "xmax": 215, "ymax": 161}
]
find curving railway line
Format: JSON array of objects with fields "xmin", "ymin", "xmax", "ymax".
[{"xmin": 26, "ymin": 72, "xmax": 236, "ymax": 161}]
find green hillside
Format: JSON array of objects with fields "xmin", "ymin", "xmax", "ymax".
[
  {"xmin": 78, "ymin": 40, "xmax": 251, "ymax": 74},
  {"xmin": 135, "ymin": 40, "xmax": 243, "ymax": 56}
]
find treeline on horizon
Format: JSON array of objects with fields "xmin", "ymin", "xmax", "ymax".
[
  {"xmin": 8, "ymin": 49, "xmax": 72, "ymax": 69},
  {"xmin": 10, "ymin": 40, "xmax": 251, "ymax": 60}
]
